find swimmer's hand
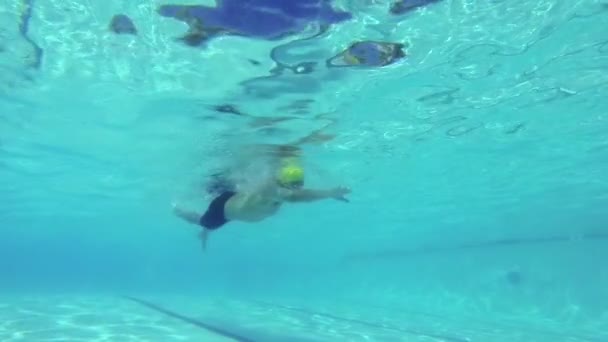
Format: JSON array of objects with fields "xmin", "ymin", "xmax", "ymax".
[{"xmin": 330, "ymin": 186, "xmax": 351, "ymax": 202}]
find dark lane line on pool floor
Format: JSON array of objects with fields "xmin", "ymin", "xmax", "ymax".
[
  {"xmin": 249, "ymin": 300, "xmax": 470, "ymax": 342},
  {"xmin": 249, "ymin": 300, "xmax": 605, "ymax": 342},
  {"xmin": 123, "ymin": 296, "xmax": 256, "ymax": 342},
  {"xmin": 345, "ymin": 232, "xmax": 608, "ymax": 262},
  {"xmin": 122, "ymin": 296, "xmax": 323, "ymax": 342},
  {"xmin": 331, "ymin": 299, "xmax": 605, "ymax": 342},
  {"xmin": 124, "ymin": 295, "xmax": 469, "ymax": 341}
]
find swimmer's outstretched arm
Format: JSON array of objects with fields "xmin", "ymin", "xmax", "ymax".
[{"xmin": 283, "ymin": 186, "xmax": 351, "ymax": 203}]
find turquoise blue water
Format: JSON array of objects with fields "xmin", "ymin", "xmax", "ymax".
[{"xmin": 1, "ymin": 0, "xmax": 607, "ymax": 341}]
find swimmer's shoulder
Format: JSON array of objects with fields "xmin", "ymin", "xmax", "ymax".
[{"xmin": 277, "ymin": 188, "xmax": 298, "ymax": 201}]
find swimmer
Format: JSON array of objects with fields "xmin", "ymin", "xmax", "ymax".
[
  {"xmin": 327, "ymin": 40, "xmax": 406, "ymax": 68},
  {"xmin": 173, "ymin": 157, "xmax": 351, "ymax": 250}
]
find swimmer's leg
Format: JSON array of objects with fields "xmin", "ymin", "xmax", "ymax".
[
  {"xmin": 173, "ymin": 206, "xmax": 216, "ymax": 252},
  {"xmin": 173, "ymin": 205, "xmax": 200, "ymax": 224},
  {"xmin": 198, "ymin": 229, "xmax": 209, "ymax": 251}
]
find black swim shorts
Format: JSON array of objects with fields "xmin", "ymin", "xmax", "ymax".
[{"xmin": 199, "ymin": 191, "xmax": 236, "ymax": 230}]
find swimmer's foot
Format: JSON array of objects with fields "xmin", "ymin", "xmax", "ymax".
[{"xmin": 198, "ymin": 229, "xmax": 209, "ymax": 251}]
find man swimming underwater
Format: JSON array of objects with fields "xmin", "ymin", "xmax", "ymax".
[{"xmin": 173, "ymin": 157, "xmax": 351, "ymax": 250}]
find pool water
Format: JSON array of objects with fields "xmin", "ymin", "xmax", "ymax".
[{"xmin": 0, "ymin": 0, "xmax": 607, "ymax": 341}]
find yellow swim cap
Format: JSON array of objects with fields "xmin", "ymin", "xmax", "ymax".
[
  {"xmin": 277, "ymin": 163, "xmax": 304, "ymax": 187},
  {"xmin": 343, "ymin": 50, "xmax": 361, "ymax": 65}
]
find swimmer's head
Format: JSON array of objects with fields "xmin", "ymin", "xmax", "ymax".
[
  {"xmin": 277, "ymin": 160, "xmax": 304, "ymax": 189},
  {"xmin": 343, "ymin": 50, "xmax": 362, "ymax": 65}
]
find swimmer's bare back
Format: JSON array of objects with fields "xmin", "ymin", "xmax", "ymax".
[{"xmin": 223, "ymin": 192, "xmax": 283, "ymax": 222}]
